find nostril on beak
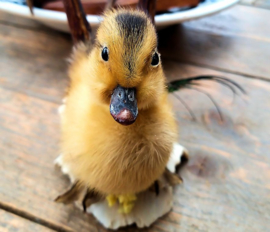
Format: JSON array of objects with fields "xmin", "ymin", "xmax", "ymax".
[{"xmin": 128, "ymin": 93, "xmax": 134, "ymax": 101}]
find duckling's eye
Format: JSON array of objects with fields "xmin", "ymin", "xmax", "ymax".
[
  {"xmin": 101, "ymin": 47, "xmax": 109, "ymax": 61},
  {"xmin": 151, "ymin": 52, "xmax": 159, "ymax": 67}
]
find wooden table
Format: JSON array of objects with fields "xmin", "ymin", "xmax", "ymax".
[{"xmin": 0, "ymin": 1, "xmax": 269, "ymax": 231}]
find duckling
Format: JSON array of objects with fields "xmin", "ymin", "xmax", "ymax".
[{"xmin": 58, "ymin": 9, "xmax": 178, "ymax": 213}]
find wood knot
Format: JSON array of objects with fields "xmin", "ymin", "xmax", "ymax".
[{"xmin": 187, "ymin": 152, "xmax": 230, "ymax": 179}]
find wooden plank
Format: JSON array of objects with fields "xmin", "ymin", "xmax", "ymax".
[
  {"xmin": 158, "ymin": 4, "xmax": 270, "ymax": 80},
  {"xmin": 0, "ymin": 209, "xmax": 55, "ymax": 232},
  {"xmin": 0, "ymin": 23, "xmax": 71, "ymax": 103}
]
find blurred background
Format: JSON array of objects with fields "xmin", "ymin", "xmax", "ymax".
[{"xmin": 0, "ymin": 0, "xmax": 269, "ymax": 231}]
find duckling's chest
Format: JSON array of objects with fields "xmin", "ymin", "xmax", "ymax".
[{"xmin": 90, "ymin": 127, "xmax": 173, "ymax": 194}]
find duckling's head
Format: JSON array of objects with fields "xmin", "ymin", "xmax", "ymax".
[{"xmin": 91, "ymin": 9, "xmax": 166, "ymax": 125}]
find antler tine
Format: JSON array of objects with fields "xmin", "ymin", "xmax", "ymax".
[
  {"xmin": 138, "ymin": 0, "xmax": 157, "ymax": 24},
  {"xmin": 63, "ymin": 0, "xmax": 92, "ymax": 44}
]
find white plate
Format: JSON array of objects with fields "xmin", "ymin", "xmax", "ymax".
[{"xmin": 0, "ymin": 0, "xmax": 239, "ymax": 32}]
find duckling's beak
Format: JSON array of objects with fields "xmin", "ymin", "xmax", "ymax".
[{"xmin": 110, "ymin": 85, "xmax": 138, "ymax": 126}]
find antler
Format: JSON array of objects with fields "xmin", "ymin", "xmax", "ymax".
[{"xmin": 138, "ymin": 0, "xmax": 157, "ymax": 24}]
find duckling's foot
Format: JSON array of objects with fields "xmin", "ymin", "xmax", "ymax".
[
  {"xmin": 106, "ymin": 194, "xmax": 117, "ymax": 207},
  {"xmin": 118, "ymin": 194, "xmax": 137, "ymax": 214},
  {"xmin": 106, "ymin": 194, "xmax": 137, "ymax": 214}
]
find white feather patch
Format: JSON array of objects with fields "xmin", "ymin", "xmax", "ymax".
[
  {"xmin": 167, "ymin": 143, "xmax": 188, "ymax": 173},
  {"xmin": 54, "ymin": 154, "xmax": 75, "ymax": 183}
]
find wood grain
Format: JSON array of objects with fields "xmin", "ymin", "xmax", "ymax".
[
  {"xmin": 0, "ymin": 23, "xmax": 70, "ymax": 103},
  {"xmin": 0, "ymin": 87, "xmax": 105, "ymax": 232},
  {"xmin": 162, "ymin": 61, "xmax": 270, "ymax": 232},
  {"xmin": 158, "ymin": 4, "xmax": 270, "ymax": 80},
  {"xmin": 0, "ymin": 209, "xmax": 55, "ymax": 232}
]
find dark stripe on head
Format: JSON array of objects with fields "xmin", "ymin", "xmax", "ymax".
[{"xmin": 116, "ymin": 12, "xmax": 147, "ymax": 75}]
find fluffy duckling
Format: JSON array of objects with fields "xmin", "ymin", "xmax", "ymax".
[{"xmin": 59, "ymin": 9, "xmax": 177, "ymax": 213}]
